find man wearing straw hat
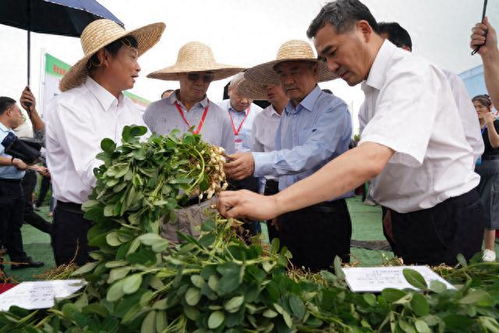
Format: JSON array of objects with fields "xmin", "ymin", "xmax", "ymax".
[
  {"xmin": 225, "ymin": 40, "xmax": 353, "ymax": 271},
  {"xmin": 144, "ymin": 42, "xmax": 242, "ymax": 243},
  {"xmin": 218, "ymin": 0, "xmax": 484, "ymax": 266},
  {"xmin": 45, "ymin": 19, "xmax": 165, "ymax": 266},
  {"xmin": 144, "ymin": 41, "xmax": 243, "ymax": 154}
]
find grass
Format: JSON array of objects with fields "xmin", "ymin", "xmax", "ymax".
[{"xmin": 3, "ymin": 196, "xmax": 496, "ymax": 282}]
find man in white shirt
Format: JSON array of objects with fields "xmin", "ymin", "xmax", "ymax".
[
  {"xmin": 218, "ymin": 73, "xmax": 262, "ymax": 153},
  {"xmin": 45, "ymin": 19, "xmax": 165, "ymax": 266},
  {"xmin": 217, "ymin": 0, "xmax": 484, "ymax": 266}
]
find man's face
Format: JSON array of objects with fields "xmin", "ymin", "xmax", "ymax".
[
  {"xmin": 179, "ymin": 71, "xmax": 214, "ymax": 102},
  {"xmin": 105, "ymin": 46, "xmax": 141, "ymax": 91},
  {"xmin": 265, "ymin": 84, "xmax": 287, "ymax": 106},
  {"xmin": 274, "ymin": 61, "xmax": 318, "ymax": 104},
  {"xmin": 314, "ymin": 22, "xmax": 371, "ymax": 86},
  {"xmin": 7, "ymin": 104, "xmax": 24, "ymax": 129},
  {"xmin": 229, "ymin": 85, "xmax": 252, "ymax": 112}
]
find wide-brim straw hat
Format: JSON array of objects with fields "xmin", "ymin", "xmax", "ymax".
[
  {"xmin": 237, "ymin": 76, "xmax": 271, "ymax": 100},
  {"xmin": 60, "ymin": 19, "xmax": 165, "ymax": 92},
  {"xmin": 244, "ymin": 40, "xmax": 337, "ymax": 85},
  {"xmin": 147, "ymin": 41, "xmax": 244, "ymax": 81}
]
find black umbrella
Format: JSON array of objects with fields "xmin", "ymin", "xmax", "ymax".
[{"xmin": 0, "ymin": 0, "xmax": 123, "ymax": 86}]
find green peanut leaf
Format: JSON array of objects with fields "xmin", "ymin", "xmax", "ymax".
[
  {"xmin": 224, "ymin": 295, "xmax": 244, "ymax": 313},
  {"xmin": 101, "ymin": 138, "xmax": 116, "ymax": 153},
  {"xmin": 185, "ymin": 287, "xmax": 201, "ymax": 306},
  {"xmin": 410, "ymin": 293, "xmax": 430, "ymax": 316},
  {"xmin": 403, "ymin": 269, "xmax": 427, "ymax": 290},
  {"xmin": 289, "ymin": 294, "xmax": 306, "ymax": 320},
  {"xmin": 107, "ymin": 280, "xmax": 125, "ymax": 302},
  {"xmin": 122, "ymin": 274, "xmax": 142, "ymax": 294},
  {"xmin": 208, "ymin": 311, "xmax": 225, "ymax": 329},
  {"xmin": 140, "ymin": 310, "xmax": 155, "ymax": 333},
  {"xmin": 382, "ymin": 288, "xmax": 407, "ymax": 303}
]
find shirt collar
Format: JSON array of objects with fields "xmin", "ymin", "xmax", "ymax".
[
  {"xmin": 269, "ymin": 105, "xmax": 282, "ymax": 117},
  {"xmin": 0, "ymin": 122, "xmax": 9, "ymax": 132},
  {"xmin": 285, "ymin": 85, "xmax": 321, "ymax": 114},
  {"xmin": 363, "ymin": 40, "xmax": 398, "ymax": 91},
  {"xmin": 168, "ymin": 89, "xmax": 209, "ymax": 109},
  {"xmin": 84, "ymin": 77, "xmax": 122, "ymax": 112}
]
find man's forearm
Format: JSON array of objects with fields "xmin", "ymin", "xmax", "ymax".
[
  {"xmin": 274, "ymin": 142, "xmax": 394, "ymax": 215},
  {"xmin": 28, "ymin": 108, "xmax": 45, "ymax": 132},
  {"xmin": 0, "ymin": 156, "xmax": 14, "ymax": 166},
  {"xmin": 482, "ymin": 50, "xmax": 499, "ymax": 109}
]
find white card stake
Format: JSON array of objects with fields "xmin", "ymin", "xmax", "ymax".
[
  {"xmin": 0, "ymin": 279, "xmax": 86, "ymax": 311},
  {"xmin": 342, "ymin": 266, "xmax": 455, "ymax": 293}
]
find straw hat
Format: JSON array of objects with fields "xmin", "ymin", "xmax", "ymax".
[
  {"xmin": 60, "ymin": 19, "xmax": 165, "ymax": 92},
  {"xmin": 244, "ymin": 40, "xmax": 337, "ymax": 85},
  {"xmin": 147, "ymin": 41, "xmax": 244, "ymax": 81},
  {"xmin": 236, "ymin": 76, "xmax": 271, "ymax": 100}
]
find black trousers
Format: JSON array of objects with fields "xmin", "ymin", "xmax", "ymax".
[
  {"xmin": 0, "ymin": 179, "xmax": 27, "ymax": 261},
  {"xmin": 52, "ymin": 201, "xmax": 93, "ymax": 266},
  {"xmin": 264, "ymin": 179, "xmax": 280, "ymax": 242},
  {"xmin": 35, "ymin": 173, "xmax": 51, "ymax": 207},
  {"xmin": 277, "ymin": 199, "xmax": 352, "ymax": 272},
  {"xmin": 391, "ymin": 188, "xmax": 484, "ymax": 266},
  {"xmin": 228, "ymin": 176, "xmax": 261, "ymax": 235},
  {"xmin": 21, "ymin": 170, "xmax": 52, "ymax": 234}
]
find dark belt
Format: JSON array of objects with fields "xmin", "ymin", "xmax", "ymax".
[
  {"xmin": 482, "ymin": 155, "xmax": 499, "ymax": 160},
  {"xmin": 56, "ymin": 200, "xmax": 84, "ymax": 214},
  {"xmin": 303, "ymin": 198, "xmax": 346, "ymax": 214},
  {"xmin": 264, "ymin": 179, "xmax": 279, "ymax": 195},
  {"xmin": 0, "ymin": 178, "xmax": 22, "ymax": 183}
]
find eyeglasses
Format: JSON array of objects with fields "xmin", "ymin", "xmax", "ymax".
[{"xmin": 187, "ymin": 73, "xmax": 215, "ymax": 83}]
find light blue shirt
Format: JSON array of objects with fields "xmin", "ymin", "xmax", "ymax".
[
  {"xmin": 0, "ymin": 122, "xmax": 25, "ymax": 180},
  {"xmin": 252, "ymin": 86, "xmax": 353, "ymax": 200},
  {"xmin": 218, "ymin": 100, "xmax": 262, "ymax": 152}
]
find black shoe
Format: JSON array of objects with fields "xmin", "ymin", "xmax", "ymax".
[{"xmin": 11, "ymin": 257, "xmax": 45, "ymax": 270}]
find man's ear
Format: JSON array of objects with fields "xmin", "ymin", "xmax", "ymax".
[
  {"xmin": 95, "ymin": 49, "xmax": 110, "ymax": 68},
  {"xmin": 357, "ymin": 20, "xmax": 373, "ymax": 42}
]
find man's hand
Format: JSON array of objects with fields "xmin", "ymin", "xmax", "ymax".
[
  {"xmin": 216, "ymin": 190, "xmax": 280, "ymax": 220},
  {"xmin": 29, "ymin": 165, "xmax": 50, "ymax": 177},
  {"xmin": 20, "ymin": 86, "xmax": 36, "ymax": 112},
  {"xmin": 471, "ymin": 17, "xmax": 498, "ymax": 57},
  {"xmin": 224, "ymin": 152, "xmax": 255, "ymax": 180},
  {"xmin": 12, "ymin": 158, "xmax": 28, "ymax": 170}
]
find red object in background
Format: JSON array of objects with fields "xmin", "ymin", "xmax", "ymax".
[
  {"xmin": 0, "ymin": 283, "xmax": 16, "ymax": 294},
  {"xmin": 496, "ymin": 230, "xmax": 499, "ymax": 237}
]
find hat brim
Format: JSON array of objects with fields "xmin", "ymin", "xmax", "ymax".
[
  {"xmin": 237, "ymin": 77, "xmax": 270, "ymax": 100},
  {"xmin": 147, "ymin": 65, "xmax": 245, "ymax": 81},
  {"xmin": 60, "ymin": 22, "xmax": 166, "ymax": 92},
  {"xmin": 244, "ymin": 58, "xmax": 337, "ymax": 85}
]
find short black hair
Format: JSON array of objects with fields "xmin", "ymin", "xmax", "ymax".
[
  {"xmin": 378, "ymin": 22, "xmax": 412, "ymax": 50},
  {"xmin": 0, "ymin": 97, "xmax": 16, "ymax": 116},
  {"xmin": 307, "ymin": 0, "xmax": 379, "ymax": 38},
  {"xmin": 87, "ymin": 35, "xmax": 139, "ymax": 72}
]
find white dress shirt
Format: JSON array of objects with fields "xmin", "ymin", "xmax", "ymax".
[
  {"xmin": 252, "ymin": 104, "xmax": 282, "ymax": 153},
  {"xmin": 359, "ymin": 41, "xmax": 479, "ymax": 213},
  {"xmin": 218, "ymin": 100, "xmax": 262, "ymax": 152},
  {"xmin": 45, "ymin": 77, "xmax": 146, "ymax": 204}
]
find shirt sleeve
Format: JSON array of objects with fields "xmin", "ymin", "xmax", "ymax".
[
  {"xmin": 51, "ymin": 101, "xmax": 103, "ymax": 188},
  {"xmin": 359, "ymin": 65, "xmax": 440, "ymax": 167},
  {"xmin": 253, "ymin": 101, "xmax": 351, "ymax": 177},
  {"xmin": 143, "ymin": 104, "xmax": 156, "ymax": 133},
  {"xmin": 447, "ymin": 72, "xmax": 484, "ymax": 162}
]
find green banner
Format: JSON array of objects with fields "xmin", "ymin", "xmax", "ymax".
[
  {"xmin": 45, "ymin": 53, "xmax": 71, "ymax": 77},
  {"xmin": 124, "ymin": 91, "xmax": 150, "ymax": 107}
]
